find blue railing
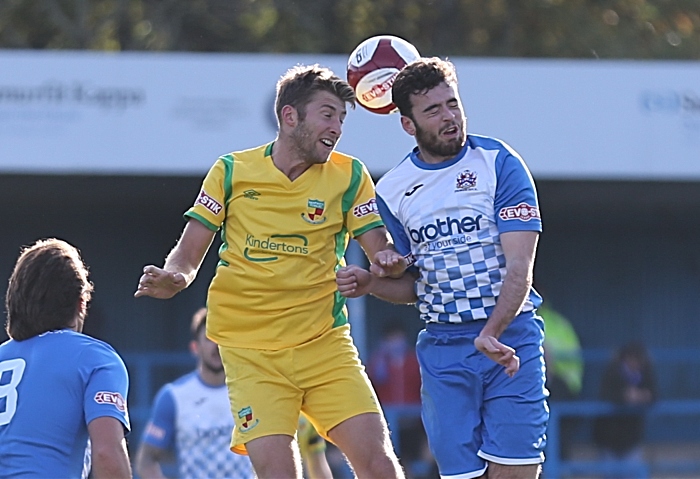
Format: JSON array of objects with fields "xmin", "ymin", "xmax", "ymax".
[
  {"xmin": 545, "ymin": 400, "xmax": 700, "ymax": 479},
  {"xmin": 384, "ymin": 401, "xmax": 700, "ymax": 478},
  {"xmin": 383, "ymin": 404, "xmax": 422, "ymax": 456},
  {"xmin": 123, "ymin": 352, "xmax": 426, "ymax": 460},
  {"xmin": 122, "ymin": 349, "xmax": 700, "ymax": 478}
]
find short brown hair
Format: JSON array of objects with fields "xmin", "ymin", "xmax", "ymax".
[
  {"xmin": 392, "ymin": 57, "xmax": 459, "ymax": 118},
  {"xmin": 190, "ymin": 307, "xmax": 207, "ymax": 340},
  {"xmin": 275, "ymin": 64, "xmax": 355, "ymax": 124},
  {"xmin": 5, "ymin": 238, "xmax": 94, "ymax": 341}
]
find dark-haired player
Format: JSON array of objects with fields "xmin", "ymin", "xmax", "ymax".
[
  {"xmin": 136, "ymin": 307, "xmax": 255, "ymax": 479},
  {"xmin": 0, "ymin": 238, "xmax": 131, "ymax": 479},
  {"xmin": 337, "ymin": 57, "xmax": 548, "ymax": 479}
]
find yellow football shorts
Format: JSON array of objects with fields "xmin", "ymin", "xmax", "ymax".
[{"xmin": 219, "ymin": 324, "xmax": 382, "ymax": 455}]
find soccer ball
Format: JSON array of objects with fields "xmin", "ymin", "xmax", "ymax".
[{"xmin": 347, "ymin": 35, "xmax": 420, "ymax": 115}]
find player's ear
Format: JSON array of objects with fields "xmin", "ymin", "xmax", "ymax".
[
  {"xmin": 71, "ymin": 297, "xmax": 87, "ymax": 332},
  {"xmin": 280, "ymin": 104, "xmax": 298, "ymax": 129},
  {"xmin": 401, "ymin": 115, "xmax": 416, "ymax": 136},
  {"xmin": 189, "ymin": 340, "xmax": 199, "ymax": 357},
  {"xmin": 78, "ymin": 297, "xmax": 87, "ymax": 318}
]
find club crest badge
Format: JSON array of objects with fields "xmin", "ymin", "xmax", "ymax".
[
  {"xmin": 455, "ymin": 169, "xmax": 477, "ymax": 192},
  {"xmin": 301, "ymin": 199, "xmax": 327, "ymax": 224},
  {"xmin": 238, "ymin": 406, "xmax": 260, "ymax": 432}
]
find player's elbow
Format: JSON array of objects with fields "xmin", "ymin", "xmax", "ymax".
[
  {"xmin": 505, "ymin": 258, "xmax": 534, "ymax": 285},
  {"xmin": 87, "ymin": 417, "xmax": 131, "ymax": 478},
  {"xmin": 91, "ymin": 445, "xmax": 132, "ymax": 479}
]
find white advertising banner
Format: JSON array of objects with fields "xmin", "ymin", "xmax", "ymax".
[
  {"xmin": 461, "ymin": 58, "xmax": 700, "ymax": 180},
  {"xmin": 0, "ymin": 50, "xmax": 698, "ymax": 179}
]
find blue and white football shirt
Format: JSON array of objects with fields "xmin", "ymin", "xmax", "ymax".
[
  {"xmin": 141, "ymin": 371, "xmax": 255, "ymax": 479},
  {"xmin": 377, "ymin": 134, "xmax": 543, "ymax": 323},
  {"xmin": 0, "ymin": 329, "xmax": 130, "ymax": 479}
]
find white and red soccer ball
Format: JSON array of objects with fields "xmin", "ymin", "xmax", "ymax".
[{"xmin": 347, "ymin": 35, "xmax": 420, "ymax": 115}]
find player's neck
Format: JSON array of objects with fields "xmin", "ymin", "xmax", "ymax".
[
  {"xmin": 416, "ymin": 148, "xmax": 453, "ymax": 165},
  {"xmin": 270, "ymin": 137, "xmax": 312, "ymax": 181}
]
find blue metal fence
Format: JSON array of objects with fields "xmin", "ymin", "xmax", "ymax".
[
  {"xmin": 546, "ymin": 400, "xmax": 700, "ymax": 479},
  {"xmin": 122, "ymin": 348, "xmax": 700, "ymax": 478}
]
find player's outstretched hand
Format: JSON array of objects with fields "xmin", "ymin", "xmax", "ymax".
[
  {"xmin": 474, "ymin": 335, "xmax": 520, "ymax": 377},
  {"xmin": 336, "ymin": 265, "xmax": 372, "ymax": 298},
  {"xmin": 370, "ymin": 250, "xmax": 407, "ymax": 278},
  {"xmin": 134, "ymin": 265, "xmax": 187, "ymax": 299}
]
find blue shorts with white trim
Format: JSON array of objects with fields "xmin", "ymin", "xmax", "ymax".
[{"xmin": 416, "ymin": 312, "xmax": 548, "ymax": 478}]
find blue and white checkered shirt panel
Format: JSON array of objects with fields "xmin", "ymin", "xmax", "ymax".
[{"xmin": 377, "ymin": 134, "xmax": 542, "ymax": 324}]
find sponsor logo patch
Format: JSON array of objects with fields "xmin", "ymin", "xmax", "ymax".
[
  {"xmin": 94, "ymin": 391, "xmax": 126, "ymax": 412},
  {"xmin": 243, "ymin": 234, "xmax": 309, "ymax": 262},
  {"xmin": 409, "ymin": 214, "xmax": 483, "ymax": 243},
  {"xmin": 353, "ymin": 198, "xmax": 378, "ymax": 218},
  {"xmin": 498, "ymin": 202, "xmax": 540, "ymax": 222},
  {"xmin": 145, "ymin": 423, "xmax": 166, "ymax": 440},
  {"xmin": 404, "ymin": 253, "xmax": 416, "ymax": 267},
  {"xmin": 195, "ymin": 189, "xmax": 223, "ymax": 215}
]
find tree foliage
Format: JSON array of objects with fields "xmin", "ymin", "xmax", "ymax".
[{"xmin": 0, "ymin": 0, "xmax": 698, "ymax": 59}]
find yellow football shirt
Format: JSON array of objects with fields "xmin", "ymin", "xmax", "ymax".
[{"xmin": 185, "ymin": 142, "xmax": 383, "ymax": 350}]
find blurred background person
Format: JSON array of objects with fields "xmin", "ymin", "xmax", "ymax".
[
  {"xmin": 297, "ymin": 414, "xmax": 333, "ymax": 479},
  {"xmin": 540, "ymin": 299, "xmax": 584, "ymax": 460},
  {"xmin": 135, "ymin": 307, "xmax": 255, "ymax": 479},
  {"xmin": 593, "ymin": 341, "xmax": 657, "ymax": 475},
  {"xmin": 368, "ymin": 321, "xmax": 421, "ymax": 409},
  {"xmin": 136, "ymin": 307, "xmax": 332, "ymax": 479},
  {"xmin": 541, "ymin": 301, "xmax": 584, "ymax": 402}
]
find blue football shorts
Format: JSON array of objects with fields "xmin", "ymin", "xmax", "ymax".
[{"xmin": 416, "ymin": 312, "xmax": 548, "ymax": 478}]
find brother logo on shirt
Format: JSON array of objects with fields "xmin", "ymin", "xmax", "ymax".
[
  {"xmin": 195, "ymin": 425, "xmax": 233, "ymax": 439},
  {"xmin": 408, "ymin": 214, "xmax": 483, "ymax": 243}
]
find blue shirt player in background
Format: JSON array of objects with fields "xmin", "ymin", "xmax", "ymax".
[
  {"xmin": 337, "ymin": 57, "xmax": 548, "ymax": 479},
  {"xmin": 136, "ymin": 307, "xmax": 255, "ymax": 479},
  {"xmin": 0, "ymin": 238, "xmax": 131, "ymax": 479}
]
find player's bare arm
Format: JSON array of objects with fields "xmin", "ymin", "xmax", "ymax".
[
  {"xmin": 135, "ymin": 219, "xmax": 216, "ymax": 299},
  {"xmin": 354, "ymin": 226, "xmax": 408, "ymax": 278},
  {"xmin": 475, "ymin": 230, "xmax": 540, "ymax": 377},
  {"xmin": 87, "ymin": 417, "xmax": 132, "ymax": 479},
  {"xmin": 135, "ymin": 443, "xmax": 169, "ymax": 479},
  {"xmin": 337, "ymin": 264, "xmax": 418, "ymax": 303}
]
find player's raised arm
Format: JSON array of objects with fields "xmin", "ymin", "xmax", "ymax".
[
  {"xmin": 135, "ymin": 219, "xmax": 216, "ymax": 299},
  {"xmin": 337, "ymin": 264, "xmax": 418, "ymax": 304},
  {"xmin": 354, "ymin": 226, "xmax": 408, "ymax": 278}
]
